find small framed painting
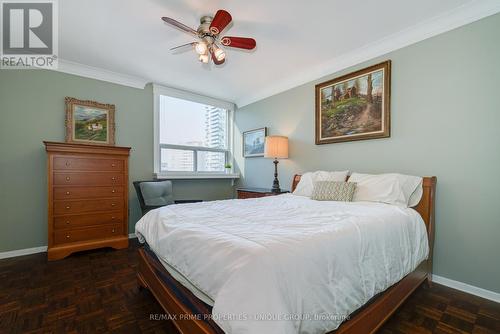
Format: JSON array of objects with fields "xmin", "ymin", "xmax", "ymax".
[
  {"xmin": 65, "ymin": 97, "xmax": 115, "ymax": 146},
  {"xmin": 315, "ymin": 60, "xmax": 391, "ymax": 144},
  {"xmin": 243, "ymin": 127, "xmax": 267, "ymax": 157}
]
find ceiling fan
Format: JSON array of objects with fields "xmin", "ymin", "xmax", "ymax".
[{"xmin": 162, "ymin": 9, "xmax": 256, "ymax": 65}]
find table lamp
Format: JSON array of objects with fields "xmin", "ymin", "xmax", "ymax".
[{"xmin": 264, "ymin": 136, "xmax": 289, "ymax": 193}]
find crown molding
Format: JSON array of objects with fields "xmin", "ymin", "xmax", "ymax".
[
  {"xmin": 153, "ymin": 83, "xmax": 236, "ymax": 111},
  {"xmin": 54, "ymin": 59, "xmax": 149, "ymax": 89},
  {"xmin": 236, "ymin": 0, "xmax": 500, "ymax": 107}
]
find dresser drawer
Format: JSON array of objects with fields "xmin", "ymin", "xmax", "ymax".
[
  {"xmin": 54, "ymin": 198, "xmax": 123, "ymax": 215},
  {"xmin": 237, "ymin": 191, "xmax": 264, "ymax": 199},
  {"xmin": 237, "ymin": 189, "xmax": 289, "ymax": 199},
  {"xmin": 53, "ymin": 172, "xmax": 124, "ymax": 186},
  {"xmin": 54, "ymin": 224, "xmax": 124, "ymax": 245},
  {"xmin": 54, "ymin": 156, "xmax": 124, "ymax": 171},
  {"xmin": 54, "ymin": 186, "xmax": 123, "ymax": 200},
  {"xmin": 54, "ymin": 212, "xmax": 123, "ymax": 230}
]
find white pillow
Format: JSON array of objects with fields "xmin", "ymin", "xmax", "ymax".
[
  {"xmin": 293, "ymin": 170, "xmax": 349, "ymax": 197},
  {"xmin": 349, "ymin": 173, "xmax": 423, "ymax": 207},
  {"xmin": 408, "ymin": 185, "xmax": 423, "ymax": 207}
]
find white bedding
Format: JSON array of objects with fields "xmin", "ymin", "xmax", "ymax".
[{"xmin": 135, "ymin": 194, "xmax": 429, "ymax": 334}]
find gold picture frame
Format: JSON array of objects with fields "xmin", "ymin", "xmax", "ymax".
[
  {"xmin": 315, "ymin": 60, "xmax": 391, "ymax": 144},
  {"xmin": 65, "ymin": 97, "xmax": 115, "ymax": 146}
]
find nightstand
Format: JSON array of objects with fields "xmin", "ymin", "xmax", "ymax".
[{"xmin": 236, "ymin": 187, "xmax": 289, "ymax": 199}]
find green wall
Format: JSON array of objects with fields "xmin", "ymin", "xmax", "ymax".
[
  {"xmin": 234, "ymin": 14, "xmax": 500, "ymax": 293},
  {"xmin": 0, "ymin": 70, "xmax": 234, "ymax": 253}
]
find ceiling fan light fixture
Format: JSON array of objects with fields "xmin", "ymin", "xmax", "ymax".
[
  {"xmin": 162, "ymin": 9, "xmax": 256, "ymax": 66},
  {"xmin": 195, "ymin": 42, "xmax": 208, "ymax": 55},
  {"xmin": 199, "ymin": 53, "xmax": 209, "ymax": 63},
  {"xmin": 213, "ymin": 46, "xmax": 226, "ymax": 61}
]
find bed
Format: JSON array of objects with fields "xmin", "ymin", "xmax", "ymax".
[{"xmin": 135, "ymin": 174, "xmax": 436, "ymax": 334}]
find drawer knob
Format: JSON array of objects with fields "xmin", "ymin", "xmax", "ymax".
[
  {"xmin": 111, "ymin": 189, "xmax": 116, "ymax": 193},
  {"xmin": 65, "ymin": 162, "xmax": 71, "ymax": 166},
  {"xmin": 111, "ymin": 203, "xmax": 116, "ymax": 207},
  {"xmin": 112, "ymin": 229, "xmax": 116, "ymax": 233},
  {"xmin": 66, "ymin": 235, "xmax": 70, "ymax": 239},
  {"xmin": 111, "ymin": 216, "xmax": 116, "ymax": 220},
  {"xmin": 111, "ymin": 163, "xmax": 116, "ymax": 167},
  {"xmin": 111, "ymin": 177, "xmax": 116, "ymax": 181},
  {"xmin": 65, "ymin": 221, "xmax": 70, "ymax": 225},
  {"xmin": 65, "ymin": 206, "xmax": 70, "ymax": 210},
  {"xmin": 66, "ymin": 191, "xmax": 70, "ymax": 195},
  {"xmin": 65, "ymin": 177, "xmax": 70, "ymax": 181}
]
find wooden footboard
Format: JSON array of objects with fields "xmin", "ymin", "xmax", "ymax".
[
  {"xmin": 335, "ymin": 261, "xmax": 429, "ymax": 333},
  {"xmin": 138, "ymin": 175, "xmax": 437, "ymax": 334},
  {"xmin": 137, "ymin": 247, "xmax": 217, "ymax": 334}
]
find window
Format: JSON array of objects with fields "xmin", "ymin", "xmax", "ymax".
[{"xmin": 153, "ymin": 85, "xmax": 235, "ymax": 178}]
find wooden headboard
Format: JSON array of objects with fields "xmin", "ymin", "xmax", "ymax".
[{"xmin": 291, "ymin": 174, "xmax": 437, "ymax": 268}]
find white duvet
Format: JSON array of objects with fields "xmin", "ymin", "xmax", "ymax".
[{"xmin": 135, "ymin": 194, "xmax": 429, "ymax": 334}]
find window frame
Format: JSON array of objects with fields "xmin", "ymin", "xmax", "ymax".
[{"xmin": 153, "ymin": 84, "xmax": 238, "ymax": 179}]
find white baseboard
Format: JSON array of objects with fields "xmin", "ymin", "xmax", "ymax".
[
  {"xmin": 0, "ymin": 246, "xmax": 48, "ymax": 259},
  {"xmin": 0, "ymin": 234, "xmax": 138, "ymax": 260},
  {"xmin": 1, "ymin": 245, "xmax": 498, "ymax": 303},
  {"xmin": 432, "ymin": 274, "xmax": 500, "ymax": 303}
]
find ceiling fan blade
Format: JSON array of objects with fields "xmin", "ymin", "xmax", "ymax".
[
  {"xmin": 170, "ymin": 42, "xmax": 196, "ymax": 51},
  {"xmin": 220, "ymin": 36, "xmax": 256, "ymax": 50},
  {"xmin": 161, "ymin": 17, "xmax": 198, "ymax": 36},
  {"xmin": 209, "ymin": 10, "xmax": 232, "ymax": 35},
  {"xmin": 210, "ymin": 49, "xmax": 225, "ymax": 65}
]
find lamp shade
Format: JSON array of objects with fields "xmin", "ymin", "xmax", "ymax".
[{"xmin": 264, "ymin": 136, "xmax": 289, "ymax": 159}]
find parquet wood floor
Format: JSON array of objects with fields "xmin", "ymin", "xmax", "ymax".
[{"xmin": 1, "ymin": 240, "xmax": 498, "ymax": 334}]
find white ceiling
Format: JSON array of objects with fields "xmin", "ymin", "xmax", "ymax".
[{"xmin": 59, "ymin": 0, "xmax": 499, "ymax": 106}]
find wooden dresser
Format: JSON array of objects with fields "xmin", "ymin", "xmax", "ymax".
[
  {"xmin": 236, "ymin": 187, "xmax": 289, "ymax": 199},
  {"xmin": 44, "ymin": 141, "xmax": 131, "ymax": 260}
]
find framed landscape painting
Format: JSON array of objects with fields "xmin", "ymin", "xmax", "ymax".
[
  {"xmin": 243, "ymin": 127, "xmax": 267, "ymax": 157},
  {"xmin": 315, "ymin": 60, "xmax": 391, "ymax": 144},
  {"xmin": 65, "ymin": 97, "xmax": 115, "ymax": 146}
]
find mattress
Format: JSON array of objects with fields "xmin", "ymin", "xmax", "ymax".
[
  {"xmin": 142, "ymin": 244, "xmax": 224, "ymax": 334},
  {"xmin": 136, "ymin": 194, "xmax": 429, "ymax": 334},
  {"xmin": 158, "ymin": 249, "xmax": 214, "ymax": 306}
]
